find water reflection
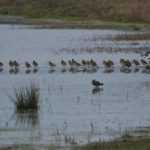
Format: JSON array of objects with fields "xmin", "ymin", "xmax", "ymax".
[
  {"xmin": 15, "ymin": 110, "xmax": 39, "ymax": 128},
  {"xmin": 61, "ymin": 68, "xmax": 67, "ymax": 73},
  {"xmin": 25, "ymin": 69, "xmax": 31, "ymax": 74},
  {"xmin": 14, "ymin": 68, "xmax": 19, "ymax": 74},
  {"xmin": 9, "ymin": 69, "xmax": 14, "ymax": 74},
  {"xmin": 120, "ymin": 67, "xmax": 132, "ymax": 73},
  {"xmin": 33, "ymin": 68, "xmax": 38, "ymax": 73},
  {"xmin": 82, "ymin": 68, "xmax": 88, "ymax": 73},
  {"xmin": 141, "ymin": 68, "xmax": 150, "ymax": 74},
  {"xmin": 103, "ymin": 69, "xmax": 114, "ymax": 73},
  {"xmin": 92, "ymin": 87, "xmax": 103, "ymax": 94},
  {"xmin": 0, "ymin": 68, "xmax": 3, "ymax": 72},
  {"xmin": 9, "ymin": 68, "xmax": 19, "ymax": 74},
  {"xmin": 69, "ymin": 67, "xmax": 81, "ymax": 73},
  {"xmin": 48, "ymin": 69, "xmax": 56, "ymax": 73},
  {"xmin": 133, "ymin": 68, "xmax": 140, "ymax": 73},
  {"xmin": 1, "ymin": 66, "xmax": 150, "ymax": 75}
]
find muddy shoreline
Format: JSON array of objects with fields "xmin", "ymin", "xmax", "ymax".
[{"xmin": 0, "ymin": 15, "xmax": 149, "ymax": 30}]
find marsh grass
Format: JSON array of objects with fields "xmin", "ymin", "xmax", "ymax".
[
  {"xmin": 0, "ymin": 0, "xmax": 150, "ymax": 23},
  {"xmin": 110, "ymin": 33, "xmax": 150, "ymax": 41},
  {"xmin": 89, "ymin": 33, "xmax": 150, "ymax": 42},
  {"xmin": 10, "ymin": 82, "xmax": 39, "ymax": 111}
]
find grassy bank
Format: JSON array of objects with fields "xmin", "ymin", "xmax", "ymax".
[
  {"xmin": 74, "ymin": 138, "xmax": 150, "ymax": 150},
  {"xmin": 0, "ymin": 0, "xmax": 150, "ymax": 24},
  {"xmin": 74, "ymin": 127, "xmax": 150, "ymax": 150},
  {"xmin": 0, "ymin": 15, "xmax": 149, "ymax": 30},
  {"xmin": 0, "ymin": 136, "xmax": 150, "ymax": 150},
  {"xmin": 1, "ymin": 130, "xmax": 150, "ymax": 150}
]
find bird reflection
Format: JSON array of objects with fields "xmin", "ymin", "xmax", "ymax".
[
  {"xmin": 61, "ymin": 68, "xmax": 67, "ymax": 73},
  {"xmin": 0, "ymin": 68, "xmax": 3, "ymax": 72},
  {"xmin": 103, "ymin": 68, "xmax": 114, "ymax": 73},
  {"xmin": 133, "ymin": 68, "xmax": 140, "ymax": 73},
  {"xmin": 25, "ymin": 69, "xmax": 31, "ymax": 74},
  {"xmin": 92, "ymin": 87, "xmax": 103, "ymax": 94},
  {"xmin": 9, "ymin": 69, "xmax": 14, "ymax": 74},
  {"xmin": 14, "ymin": 68, "xmax": 19, "ymax": 74},
  {"xmin": 82, "ymin": 67, "xmax": 87, "ymax": 73},
  {"xmin": 141, "ymin": 68, "xmax": 150, "ymax": 74},
  {"xmin": 9, "ymin": 68, "xmax": 19, "ymax": 74},
  {"xmin": 48, "ymin": 69, "xmax": 56, "ymax": 73},
  {"xmin": 120, "ymin": 67, "xmax": 132, "ymax": 73},
  {"xmin": 33, "ymin": 68, "xmax": 38, "ymax": 73},
  {"xmin": 86, "ymin": 68, "xmax": 98, "ymax": 73}
]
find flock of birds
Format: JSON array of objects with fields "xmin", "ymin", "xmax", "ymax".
[
  {"xmin": 0, "ymin": 58, "xmax": 150, "ymax": 92},
  {"xmin": 0, "ymin": 58, "xmax": 150, "ymax": 74}
]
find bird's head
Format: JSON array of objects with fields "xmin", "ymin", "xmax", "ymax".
[{"xmin": 92, "ymin": 80, "xmax": 95, "ymax": 83}]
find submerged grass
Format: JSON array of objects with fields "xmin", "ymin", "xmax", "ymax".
[{"xmin": 10, "ymin": 82, "xmax": 39, "ymax": 110}]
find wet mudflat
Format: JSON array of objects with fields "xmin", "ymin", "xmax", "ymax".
[{"xmin": 0, "ymin": 25, "xmax": 150, "ymax": 148}]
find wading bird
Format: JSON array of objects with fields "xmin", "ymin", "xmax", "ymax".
[
  {"xmin": 120, "ymin": 59, "xmax": 131, "ymax": 68},
  {"xmin": 32, "ymin": 60, "xmax": 38, "ymax": 67},
  {"xmin": 120, "ymin": 59, "xmax": 126, "ymax": 66},
  {"xmin": 103, "ymin": 60, "xmax": 113, "ymax": 68},
  {"xmin": 68, "ymin": 60, "xmax": 73, "ymax": 67},
  {"xmin": 13, "ymin": 60, "xmax": 19, "ymax": 67},
  {"xmin": 132, "ymin": 59, "xmax": 140, "ymax": 66},
  {"xmin": 9, "ymin": 60, "xmax": 13, "ymax": 67},
  {"xmin": 81, "ymin": 59, "xmax": 87, "ymax": 66},
  {"xmin": 145, "ymin": 65, "xmax": 150, "ymax": 70},
  {"xmin": 125, "ymin": 60, "xmax": 132, "ymax": 68},
  {"xmin": 141, "ymin": 59, "xmax": 148, "ymax": 66},
  {"xmin": 92, "ymin": 80, "xmax": 103, "ymax": 87},
  {"xmin": 25, "ymin": 62, "xmax": 31, "ymax": 69},
  {"xmin": 48, "ymin": 61, "xmax": 56, "ymax": 68},
  {"xmin": 61, "ymin": 59, "xmax": 67, "ymax": 66},
  {"xmin": 86, "ymin": 60, "xmax": 90, "ymax": 67},
  {"xmin": 90, "ymin": 59, "xmax": 97, "ymax": 67},
  {"xmin": 0, "ymin": 62, "xmax": 3, "ymax": 67}
]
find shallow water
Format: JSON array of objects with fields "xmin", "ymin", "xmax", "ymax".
[{"xmin": 0, "ymin": 24, "xmax": 150, "ymax": 146}]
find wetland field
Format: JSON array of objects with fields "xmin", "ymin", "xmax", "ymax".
[{"xmin": 0, "ymin": 24, "xmax": 150, "ymax": 149}]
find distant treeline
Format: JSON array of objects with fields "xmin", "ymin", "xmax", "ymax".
[{"xmin": 0, "ymin": 0, "xmax": 150, "ymax": 22}]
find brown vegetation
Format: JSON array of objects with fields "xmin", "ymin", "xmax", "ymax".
[
  {"xmin": 10, "ymin": 82, "xmax": 39, "ymax": 110},
  {"xmin": 0, "ymin": 0, "xmax": 150, "ymax": 22},
  {"xmin": 110, "ymin": 33, "xmax": 150, "ymax": 40}
]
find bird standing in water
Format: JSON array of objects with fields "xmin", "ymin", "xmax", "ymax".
[
  {"xmin": 92, "ymin": 80, "xmax": 103, "ymax": 87},
  {"xmin": 61, "ymin": 59, "xmax": 67, "ymax": 66},
  {"xmin": 32, "ymin": 60, "xmax": 38, "ymax": 67},
  {"xmin": 0, "ymin": 62, "xmax": 3, "ymax": 67},
  {"xmin": 25, "ymin": 62, "xmax": 31, "ymax": 69},
  {"xmin": 141, "ymin": 59, "xmax": 148, "ymax": 66},
  {"xmin": 48, "ymin": 61, "xmax": 56, "ymax": 68}
]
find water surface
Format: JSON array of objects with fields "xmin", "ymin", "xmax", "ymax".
[{"xmin": 0, "ymin": 25, "xmax": 150, "ymax": 146}]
